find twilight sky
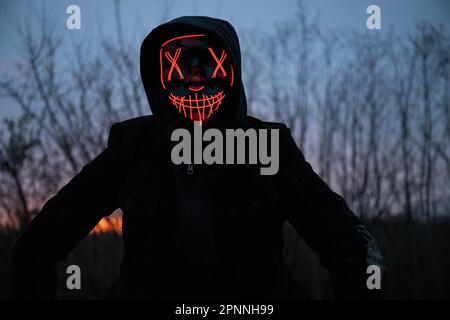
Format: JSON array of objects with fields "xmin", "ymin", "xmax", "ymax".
[{"xmin": 1, "ymin": 0, "xmax": 449, "ymax": 118}]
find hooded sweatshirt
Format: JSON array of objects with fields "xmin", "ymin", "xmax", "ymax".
[{"xmin": 140, "ymin": 16, "xmax": 249, "ymax": 130}]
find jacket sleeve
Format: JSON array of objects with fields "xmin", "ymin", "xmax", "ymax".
[
  {"xmin": 9, "ymin": 123, "xmax": 125, "ymax": 299},
  {"xmin": 279, "ymin": 128, "xmax": 386, "ymax": 299}
]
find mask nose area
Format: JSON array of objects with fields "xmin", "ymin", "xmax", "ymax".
[
  {"xmin": 187, "ymin": 65, "xmax": 206, "ymax": 82},
  {"xmin": 186, "ymin": 63, "xmax": 207, "ymax": 92}
]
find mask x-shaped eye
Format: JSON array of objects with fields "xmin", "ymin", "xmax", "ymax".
[
  {"xmin": 208, "ymin": 48, "xmax": 227, "ymax": 78},
  {"xmin": 165, "ymin": 48, "xmax": 184, "ymax": 81}
]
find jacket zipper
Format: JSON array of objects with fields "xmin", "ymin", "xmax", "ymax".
[{"xmin": 186, "ymin": 163, "xmax": 194, "ymax": 276}]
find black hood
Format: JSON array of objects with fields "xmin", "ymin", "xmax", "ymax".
[{"xmin": 140, "ymin": 16, "xmax": 248, "ymax": 129}]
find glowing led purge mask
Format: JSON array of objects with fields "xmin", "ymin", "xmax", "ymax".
[{"xmin": 160, "ymin": 34, "xmax": 234, "ymax": 122}]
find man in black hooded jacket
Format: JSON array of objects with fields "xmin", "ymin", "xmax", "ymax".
[{"xmin": 9, "ymin": 16, "xmax": 385, "ymax": 300}]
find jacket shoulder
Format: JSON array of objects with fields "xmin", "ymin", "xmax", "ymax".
[
  {"xmin": 246, "ymin": 116, "xmax": 291, "ymax": 137},
  {"xmin": 246, "ymin": 116, "xmax": 287, "ymax": 129},
  {"xmin": 246, "ymin": 117, "xmax": 304, "ymax": 160},
  {"xmin": 108, "ymin": 115, "xmax": 156, "ymax": 147}
]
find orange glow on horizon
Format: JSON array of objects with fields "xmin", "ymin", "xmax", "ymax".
[{"xmin": 90, "ymin": 215, "xmax": 122, "ymax": 235}]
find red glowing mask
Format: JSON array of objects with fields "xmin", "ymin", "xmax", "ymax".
[{"xmin": 160, "ymin": 34, "xmax": 234, "ymax": 122}]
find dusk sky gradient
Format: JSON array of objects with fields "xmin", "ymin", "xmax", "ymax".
[{"xmin": 1, "ymin": 0, "xmax": 449, "ymax": 118}]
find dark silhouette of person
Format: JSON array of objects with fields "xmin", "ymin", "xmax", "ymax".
[{"xmin": 9, "ymin": 16, "xmax": 385, "ymax": 299}]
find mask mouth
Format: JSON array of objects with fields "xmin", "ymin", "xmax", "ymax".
[
  {"xmin": 168, "ymin": 91, "xmax": 225, "ymax": 121},
  {"xmin": 188, "ymin": 85, "xmax": 205, "ymax": 91}
]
